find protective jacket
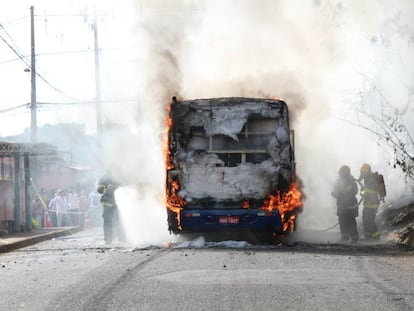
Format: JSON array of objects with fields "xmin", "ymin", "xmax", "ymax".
[
  {"xmin": 97, "ymin": 173, "xmax": 122, "ymax": 244},
  {"xmin": 331, "ymin": 171, "xmax": 359, "ymax": 242},
  {"xmin": 97, "ymin": 174, "xmax": 119, "ymax": 208},
  {"xmin": 360, "ymin": 172, "xmax": 380, "ymax": 209},
  {"xmin": 331, "ymin": 174, "xmax": 358, "ymax": 213},
  {"xmin": 359, "ymin": 171, "xmax": 382, "ymax": 239}
]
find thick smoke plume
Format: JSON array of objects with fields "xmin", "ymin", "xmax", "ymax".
[{"xmin": 101, "ymin": 0, "xmax": 414, "ymax": 244}]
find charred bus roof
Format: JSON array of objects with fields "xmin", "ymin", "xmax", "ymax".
[
  {"xmin": 170, "ymin": 97, "xmax": 290, "ymax": 138},
  {"xmin": 171, "ymin": 97, "xmax": 288, "ymax": 113}
]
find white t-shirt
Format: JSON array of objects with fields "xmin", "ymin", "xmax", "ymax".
[
  {"xmin": 88, "ymin": 191, "xmax": 102, "ymax": 209},
  {"xmin": 68, "ymin": 192, "xmax": 79, "ymax": 209}
]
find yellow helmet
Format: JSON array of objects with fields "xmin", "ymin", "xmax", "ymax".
[
  {"xmin": 338, "ymin": 165, "xmax": 350, "ymax": 175},
  {"xmin": 360, "ymin": 163, "xmax": 371, "ymax": 173}
]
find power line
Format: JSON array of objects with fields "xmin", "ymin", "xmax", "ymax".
[
  {"xmin": 37, "ymin": 71, "xmax": 80, "ymax": 101},
  {"xmin": 37, "ymin": 98, "xmax": 137, "ymax": 106},
  {"xmin": 0, "ymin": 22, "xmax": 24, "ymax": 54},
  {"xmin": 0, "ymin": 7, "xmax": 144, "ymax": 133},
  {"xmin": 2, "ymin": 16, "xmax": 30, "ymax": 28},
  {"xmin": 0, "ymin": 45, "xmax": 137, "ymax": 66},
  {"xmin": 0, "ymin": 111, "xmax": 29, "ymax": 118},
  {"xmin": 0, "ymin": 104, "xmax": 29, "ymax": 114},
  {"xmin": 0, "ymin": 32, "xmax": 28, "ymax": 66},
  {"xmin": 0, "ymin": 24, "xmax": 80, "ymax": 102},
  {"xmin": 36, "ymin": 49, "xmax": 94, "ymax": 56},
  {"xmin": 0, "ymin": 98, "xmax": 136, "ymax": 115},
  {"xmin": 0, "ymin": 56, "xmax": 28, "ymax": 65},
  {"xmin": 0, "ymin": 49, "xmax": 90, "ymax": 65}
]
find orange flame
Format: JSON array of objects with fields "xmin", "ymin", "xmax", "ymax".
[
  {"xmin": 164, "ymin": 104, "xmax": 174, "ymax": 170},
  {"xmin": 166, "ymin": 179, "xmax": 185, "ymax": 230},
  {"xmin": 165, "ymin": 102, "xmax": 185, "ymax": 230},
  {"xmin": 261, "ymin": 181, "xmax": 302, "ymax": 232},
  {"xmin": 241, "ymin": 200, "xmax": 250, "ymax": 209}
]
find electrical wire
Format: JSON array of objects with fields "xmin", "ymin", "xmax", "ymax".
[
  {"xmin": 0, "ymin": 104, "xmax": 29, "ymax": 114},
  {"xmin": 0, "ymin": 46, "xmax": 136, "ymax": 65},
  {"xmin": 0, "ymin": 32, "xmax": 28, "ymax": 66},
  {"xmin": 0, "ymin": 22, "xmax": 81, "ymax": 102},
  {"xmin": 0, "ymin": 56, "xmax": 28, "ymax": 65},
  {"xmin": 1, "ymin": 16, "xmax": 30, "ymax": 28},
  {"xmin": 0, "ymin": 22, "xmax": 24, "ymax": 52},
  {"xmin": 0, "ymin": 98, "xmax": 136, "ymax": 116},
  {"xmin": 0, "ymin": 10, "xmax": 142, "ymax": 113}
]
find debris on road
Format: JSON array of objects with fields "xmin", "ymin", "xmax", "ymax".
[{"xmin": 379, "ymin": 200, "xmax": 414, "ymax": 247}]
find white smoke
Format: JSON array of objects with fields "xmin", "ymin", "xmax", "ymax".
[
  {"xmin": 115, "ymin": 186, "xmax": 171, "ymax": 246},
  {"xmin": 98, "ymin": 0, "xmax": 414, "ymax": 244}
]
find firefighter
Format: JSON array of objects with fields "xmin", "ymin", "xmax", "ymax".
[
  {"xmin": 331, "ymin": 165, "xmax": 359, "ymax": 242},
  {"xmin": 97, "ymin": 172, "xmax": 124, "ymax": 244},
  {"xmin": 359, "ymin": 163, "xmax": 384, "ymax": 240}
]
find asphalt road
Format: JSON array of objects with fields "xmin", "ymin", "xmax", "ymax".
[{"xmin": 0, "ymin": 229, "xmax": 413, "ymax": 311}]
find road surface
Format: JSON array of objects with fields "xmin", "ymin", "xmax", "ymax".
[{"xmin": 0, "ymin": 228, "xmax": 413, "ymax": 311}]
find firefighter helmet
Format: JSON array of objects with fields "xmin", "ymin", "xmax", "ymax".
[
  {"xmin": 338, "ymin": 165, "xmax": 350, "ymax": 176},
  {"xmin": 360, "ymin": 163, "xmax": 371, "ymax": 173}
]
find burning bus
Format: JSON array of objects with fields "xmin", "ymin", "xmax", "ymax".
[{"xmin": 165, "ymin": 97, "xmax": 302, "ymax": 238}]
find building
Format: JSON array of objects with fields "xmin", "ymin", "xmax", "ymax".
[{"xmin": 0, "ymin": 142, "xmax": 94, "ymax": 233}]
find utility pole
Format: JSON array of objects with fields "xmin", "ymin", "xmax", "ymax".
[
  {"xmin": 30, "ymin": 6, "xmax": 37, "ymax": 143},
  {"xmin": 24, "ymin": 152, "xmax": 32, "ymax": 231},
  {"xmin": 13, "ymin": 153, "xmax": 21, "ymax": 232},
  {"xmin": 92, "ymin": 8, "xmax": 102, "ymax": 139}
]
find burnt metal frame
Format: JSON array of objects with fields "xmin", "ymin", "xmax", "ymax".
[{"xmin": 194, "ymin": 118, "xmax": 278, "ymax": 164}]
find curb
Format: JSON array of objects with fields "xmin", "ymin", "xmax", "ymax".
[{"xmin": 0, "ymin": 227, "xmax": 81, "ymax": 253}]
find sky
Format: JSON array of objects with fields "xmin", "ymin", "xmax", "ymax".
[
  {"xmin": 1, "ymin": 0, "xmax": 414, "ymax": 242},
  {"xmin": 0, "ymin": 0, "xmax": 141, "ymax": 136}
]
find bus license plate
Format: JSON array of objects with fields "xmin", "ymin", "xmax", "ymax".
[{"xmin": 219, "ymin": 216, "xmax": 240, "ymax": 224}]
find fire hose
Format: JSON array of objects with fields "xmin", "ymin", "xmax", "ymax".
[
  {"xmin": 320, "ymin": 222, "xmax": 339, "ymax": 232},
  {"xmin": 320, "ymin": 198, "xmax": 363, "ymax": 232}
]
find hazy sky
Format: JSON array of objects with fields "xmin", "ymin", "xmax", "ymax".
[{"xmin": 0, "ymin": 0, "xmax": 140, "ymax": 136}]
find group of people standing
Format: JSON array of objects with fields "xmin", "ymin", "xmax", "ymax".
[
  {"xmin": 32, "ymin": 186, "xmax": 103, "ymax": 229},
  {"xmin": 331, "ymin": 163, "xmax": 386, "ymax": 243},
  {"xmin": 47, "ymin": 188, "xmax": 85, "ymax": 227},
  {"xmin": 31, "ymin": 172, "xmax": 123, "ymax": 245}
]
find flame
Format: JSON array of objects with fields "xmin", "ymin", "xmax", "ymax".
[
  {"xmin": 164, "ymin": 104, "xmax": 174, "ymax": 170},
  {"xmin": 165, "ymin": 102, "xmax": 185, "ymax": 230},
  {"xmin": 166, "ymin": 178, "xmax": 185, "ymax": 230},
  {"xmin": 261, "ymin": 181, "xmax": 302, "ymax": 232},
  {"xmin": 241, "ymin": 200, "xmax": 250, "ymax": 209}
]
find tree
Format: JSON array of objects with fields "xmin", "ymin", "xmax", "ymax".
[{"xmin": 344, "ymin": 82, "xmax": 414, "ymax": 181}]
